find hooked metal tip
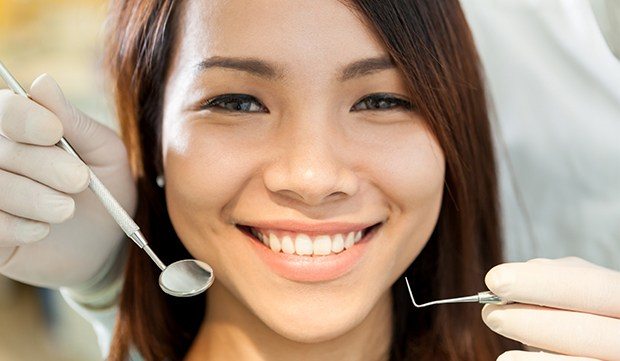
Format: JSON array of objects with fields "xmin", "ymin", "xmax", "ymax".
[{"xmin": 404, "ymin": 276, "xmax": 424, "ymax": 307}]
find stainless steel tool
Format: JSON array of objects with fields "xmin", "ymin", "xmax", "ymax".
[{"xmin": 0, "ymin": 60, "xmax": 214, "ymax": 297}]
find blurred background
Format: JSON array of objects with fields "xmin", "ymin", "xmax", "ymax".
[{"xmin": 0, "ymin": 0, "xmax": 112, "ymax": 359}]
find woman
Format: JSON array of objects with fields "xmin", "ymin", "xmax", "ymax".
[
  {"xmin": 0, "ymin": 1, "xmax": 618, "ymax": 360},
  {"xmin": 105, "ymin": 0, "xmax": 512, "ymax": 359}
]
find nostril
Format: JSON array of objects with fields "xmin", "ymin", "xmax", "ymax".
[
  {"xmin": 263, "ymin": 160, "xmax": 359, "ymax": 207},
  {"xmin": 326, "ymin": 191, "xmax": 348, "ymax": 201}
]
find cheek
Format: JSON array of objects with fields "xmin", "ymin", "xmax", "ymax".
[
  {"xmin": 163, "ymin": 122, "xmax": 258, "ymax": 213},
  {"xmin": 395, "ymin": 129, "xmax": 445, "ymax": 233},
  {"xmin": 161, "ymin": 122, "xmax": 262, "ymax": 259},
  {"xmin": 360, "ymin": 122, "xmax": 445, "ymax": 216},
  {"xmin": 363, "ymin": 125, "xmax": 445, "ymax": 279},
  {"xmin": 394, "ymin": 134, "xmax": 444, "ymax": 218}
]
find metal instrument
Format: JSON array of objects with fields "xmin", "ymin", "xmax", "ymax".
[
  {"xmin": 0, "ymin": 60, "xmax": 214, "ymax": 297},
  {"xmin": 404, "ymin": 276, "xmax": 511, "ymax": 307}
]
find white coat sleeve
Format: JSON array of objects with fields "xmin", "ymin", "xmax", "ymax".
[
  {"xmin": 460, "ymin": 0, "xmax": 620, "ymax": 270},
  {"xmin": 59, "ymin": 243, "xmax": 127, "ymax": 359},
  {"xmin": 60, "ymin": 287, "xmax": 120, "ymax": 360}
]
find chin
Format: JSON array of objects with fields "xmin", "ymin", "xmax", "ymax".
[
  {"xmin": 255, "ymin": 295, "xmax": 373, "ymax": 344},
  {"xmin": 266, "ymin": 313, "xmax": 363, "ymax": 344}
]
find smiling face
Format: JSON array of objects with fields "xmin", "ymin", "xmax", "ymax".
[{"xmin": 161, "ymin": 0, "xmax": 445, "ymax": 343}]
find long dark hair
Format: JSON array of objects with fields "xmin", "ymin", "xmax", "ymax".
[{"xmin": 105, "ymin": 1, "xmax": 519, "ymax": 360}]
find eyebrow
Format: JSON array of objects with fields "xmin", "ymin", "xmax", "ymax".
[
  {"xmin": 194, "ymin": 55, "xmax": 396, "ymax": 81},
  {"xmin": 339, "ymin": 56, "xmax": 396, "ymax": 81}
]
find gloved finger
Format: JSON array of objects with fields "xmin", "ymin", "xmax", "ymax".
[
  {"xmin": 0, "ymin": 89, "xmax": 63, "ymax": 146},
  {"xmin": 485, "ymin": 260, "xmax": 620, "ymax": 318},
  {"xmin": 526, "ymin": 257, "xmax": 608, "ymax": 270},
  {"xmin": 498, "ymin": 350, "xmax": 600, "ymax": 361},
  {"xmin": 0, "ymin": 136, "xmax": 89, "ymax": 194},
  {"xmin": 0, "ymin": 168, "xmax": 75, "ymax": 224},
  {"xmin": 483, "ymin": 304, "xmax": 620, "ymax": 361},
  {"xmin": 0, "ymin": 209, "xmax": 50, "ymax": 246},
  {"xmin": 28, "ymin": 74, "xmax": 125, "ymax": 165}
]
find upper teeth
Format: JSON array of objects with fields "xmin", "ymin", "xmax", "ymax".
[{"xmin": 250, "ymin": 229, "xmax": 364, "ymax": 256}]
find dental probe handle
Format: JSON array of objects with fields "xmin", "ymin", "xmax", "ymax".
[
  {"xmin": 477, "ymin": 291, "xmax": 512, "ymax": 305},
  {"xmin": 0, "ymin": 61, "xmax": 146, "ymax": 249}
]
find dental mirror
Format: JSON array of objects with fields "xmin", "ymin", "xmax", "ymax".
[{"xmin": 0, "ymin": 60, "xmax": 215, "ymax": 297}]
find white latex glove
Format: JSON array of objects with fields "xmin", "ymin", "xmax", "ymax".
[
  {"xmin": 482, "ymin": 257, "xmax": 620, "ymax": 361},
  {"xmin": 0, "ymin": 73, "xmax": 136, "ymax": 290}
]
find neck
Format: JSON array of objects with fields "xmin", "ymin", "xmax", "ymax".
[{"xmin": 185, "ymin": 281, "xmax": 393, "ymax": 361}]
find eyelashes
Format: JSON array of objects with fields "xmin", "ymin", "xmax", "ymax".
[
  {"xmin": 198, "ymin": 92, "xmax": 414, "ymax": 114},
  {"xmin": 350, "ymin": 93, "xmax": 413, "ymax": 112},
  {"xmin": 199, "ymin": 93, "xmax": 269, "ymax": 113}
]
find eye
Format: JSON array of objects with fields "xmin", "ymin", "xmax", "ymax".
[
  {"xmin": 351, "ymin": 93, "xmax": 414, "ymax": 112},
  {"xmin": 199, "ymin": 93, "xmax": 268, "ymax": 113}
]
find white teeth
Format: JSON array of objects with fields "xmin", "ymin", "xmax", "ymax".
[
  {"xmin": 249, "ymin": 227, "xmax": 371, "ymax": 256},
  {"xmin": 269, "ymin": 233, "xmax": 281, "ymax": 252},
  {"xmin": 295, "ymin": 234, "xmax": 314, "ymax": 255},
  {"xmin": 281, "ymin": 235, "xmax": 295, "ymax": 254},
  {"xmin": 313, "ymin": 235, "xmax": 332, "ymax": 256},
  {"xmin": 344, "ymin": 232, "xmax": 355, "ymax": 249},
  {"xmin": 332, "ymin": 233, "xmax": 344, "ymax": 253}
]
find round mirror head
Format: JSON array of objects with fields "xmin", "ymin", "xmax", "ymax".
[{"xmin": 159, "ymin": 259, "xmax": 214, "ymax": 297}]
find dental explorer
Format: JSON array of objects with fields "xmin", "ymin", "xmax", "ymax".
[
  {"xmin": 0, "ymin": 60, "xmax": 214, "ymax": 297},
  {"xmin": 404, "ymin": 276, "xmax": 511, "ymax": 307}
]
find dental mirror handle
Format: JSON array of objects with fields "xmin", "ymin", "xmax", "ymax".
[{"xmin": 0, "ymin": 61, "xmax": 159, "ymax": 257}]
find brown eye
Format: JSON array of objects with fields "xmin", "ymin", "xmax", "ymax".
[
  {"xmin": 200, "ymin": 94, "xmax": 269, "ymax": 113},
  {"xmin": 351, "ymin": 93, "xmax": 413, "ymax": 111}
]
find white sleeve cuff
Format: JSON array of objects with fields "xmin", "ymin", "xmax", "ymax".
[{"xmin": 60, "ymin": 287, "xmax": 119, "ymax": 360}]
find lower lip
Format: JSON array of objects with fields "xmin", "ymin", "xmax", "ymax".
[{"xmin": 245, "ymin": 227, "xmax": 379, "ymax": 283}]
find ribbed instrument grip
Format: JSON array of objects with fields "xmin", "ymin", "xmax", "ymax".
[{"xmin": 87, "ymin": 168, "xmax": 140, "ymax": 238}]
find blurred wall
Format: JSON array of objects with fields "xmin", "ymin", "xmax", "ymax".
[
  {"xmin": 0, "ymin": 0, "xmax": 115, "ymax": 128},
  {"xmin": 1, "ymin": 0, "xmax": 113, "ymax": 360}
]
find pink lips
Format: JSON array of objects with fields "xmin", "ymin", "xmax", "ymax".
[{"xmin": 240, "ymin": 221, "xmax": 380, "ymax": 283}]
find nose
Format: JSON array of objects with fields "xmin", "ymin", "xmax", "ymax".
[{"xmin": 263, "ymin": 115, "xmax": 359, "ymax": 206}]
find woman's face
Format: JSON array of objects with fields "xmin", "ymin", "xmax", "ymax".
[{"xmin": 162, "ymin": 0, "xmax": 445, "ymax": 342}]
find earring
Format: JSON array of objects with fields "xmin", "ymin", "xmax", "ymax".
[{"xmin": 156, "ymin": 174, "xmax": 165, "ymax": 188}]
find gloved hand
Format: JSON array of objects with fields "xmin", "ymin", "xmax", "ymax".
[
  {"xmin": 0, "ymin": 73, "xmax": 136, "ymax": 289},
  {"xmin": 482, "ymin": 257, "xmax": 620, "ymax": 361}
]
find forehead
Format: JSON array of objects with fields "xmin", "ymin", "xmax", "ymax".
[{"xmin": 172, "ymin": 0, "xmax": 388, "ymax": 75}]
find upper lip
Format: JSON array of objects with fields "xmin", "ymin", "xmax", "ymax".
[{"xmin": 237, "ymin": 220, "xmax": 382, "ymax": 236}]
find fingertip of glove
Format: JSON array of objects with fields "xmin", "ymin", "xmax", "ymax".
[
  {"xmin": 30, "ymin": 73, "xmax": 51, "ymax": 91},
  {"xmin": 485, "ymin": 263, "xmax": 517, "ymax": 296},
  {"xmin": 497, "ymin": 351, "xmax": 516, "ymax": 361},
  {"xmin": 481, "ymin": 304, "xmax": 503, "ymax": 333},
  {"xmin": 29, "ymin": 73, "xmax": 64, "ymax": 104}
]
